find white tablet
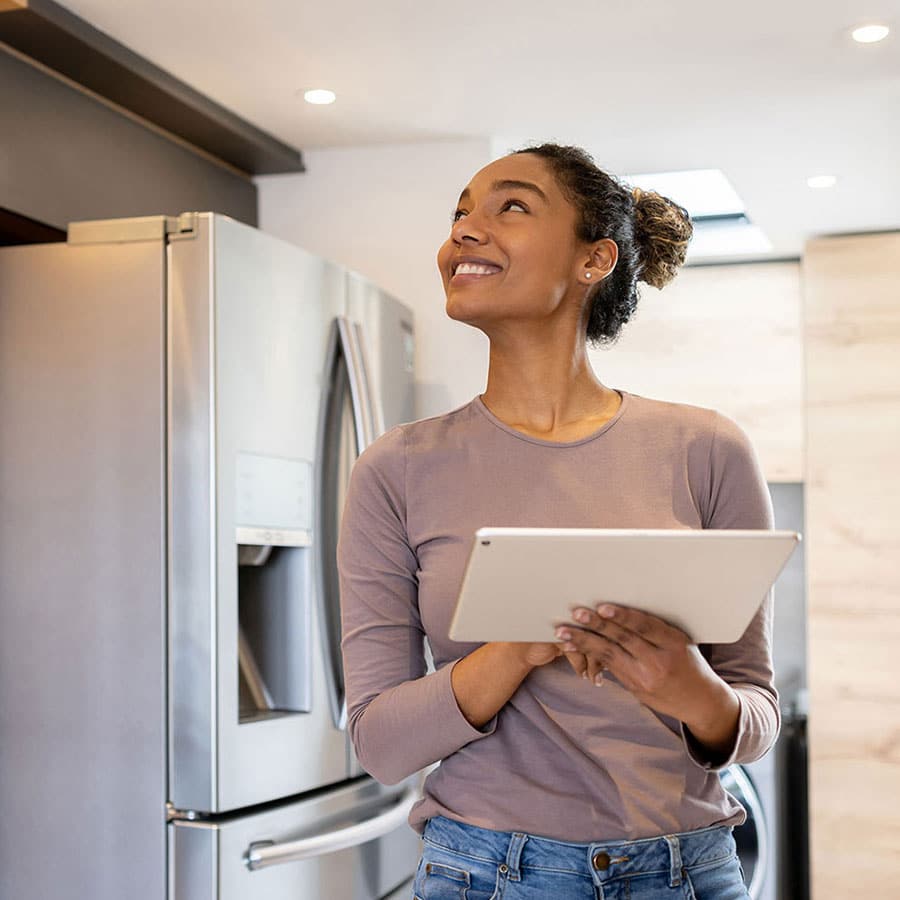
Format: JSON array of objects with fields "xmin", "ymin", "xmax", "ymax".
[{"xmin": 447, "ymin": 527, "xmax": 801, "ymax": 645}]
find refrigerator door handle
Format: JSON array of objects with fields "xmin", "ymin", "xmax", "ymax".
[
  {"xmin": 346, "ymin": 319, "xmax": 385, "ymax": 439},
  {"xmin": 314, "ymin": 316, "xmax": 382, "ymax": 732},
  {"xmin": 243, "ymin": 784, "xmax": 419, "ymax": 871},
  {"xmin": 337, "ymin": 317, "xmax": 375, "ymax": 449}
]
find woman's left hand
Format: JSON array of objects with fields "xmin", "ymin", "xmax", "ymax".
[{"xmin": 555, "ymin": 604, "xmax": 740, "ymax": 750}]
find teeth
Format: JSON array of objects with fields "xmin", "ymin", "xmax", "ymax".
[{"xmin": 455, "ymin": 262, "xmax": 500, "ymax": 276}]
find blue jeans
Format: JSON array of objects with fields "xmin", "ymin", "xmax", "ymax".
[{"xmin": 413, "ymin": 816, "xmax": 749, "ymax": 899}]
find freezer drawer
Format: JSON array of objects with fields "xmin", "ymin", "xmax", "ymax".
[{"xmin": 170, "ymin": 777, "xmax": 422, "ymax": 900}]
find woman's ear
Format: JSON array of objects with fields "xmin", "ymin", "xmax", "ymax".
[
  {"xmin": 578, "ymin": 239, "xmax": 618, "ymax": 285},
  {"xmin": 591, "ymin": 239, "xmax": 618, "ymax": 279}
]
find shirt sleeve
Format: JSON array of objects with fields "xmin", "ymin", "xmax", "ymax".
[
  {"xmin": 337, "ymin": 425, "xmax": 497, "ymax": 785},
  {"xmin": 681, "ymin": 411, "xmax": 782, "ymax": 770}
]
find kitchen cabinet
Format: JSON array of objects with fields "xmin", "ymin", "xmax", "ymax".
[{"xmin": 802, "ymin": 231, "xmax": 900, "ymax": 898}]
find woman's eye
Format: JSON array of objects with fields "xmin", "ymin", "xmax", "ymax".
[{"xmin": 451, "ymin": 199, "xmax": 526, "ymax": 223}]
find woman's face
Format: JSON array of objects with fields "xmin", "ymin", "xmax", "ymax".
[{"xmin": 437, "ymin": 153, "xmax": 595, "ymax": 335}]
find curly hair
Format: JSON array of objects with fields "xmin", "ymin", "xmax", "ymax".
[{"xmin": 512, "ymin": 144, "xmax": 693, "ymax": 347}]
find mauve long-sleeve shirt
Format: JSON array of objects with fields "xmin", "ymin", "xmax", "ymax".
[{"xmin": 337, "ymin": 389, "xmax": 780, "ymax": 841}]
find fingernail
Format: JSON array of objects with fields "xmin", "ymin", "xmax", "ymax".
[
  {"xmin": 582, "ymin": 670, "xmax": 589, "ymax": 680},
  {"xmin": 573, "ymin": 609, "xmax": 590, "ymax": 623},
  {"xmin": 594, "ymin": 673, "xmax": 605, "ymax": 686},
  {"xmin": 597, "ymin": 605, "xmax": 616, "ymax": 618},
  {"xmin": 563, "ymin": 642, "xmax": 577, "ymax": 652},
  {"xmin": 556, "ymin": 628, "xmax": 571, "ymax": 640}
]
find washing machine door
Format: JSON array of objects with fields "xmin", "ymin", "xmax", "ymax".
[{"xmin": 720, "ymin": 766, "xmax": 768, "ymax": 900}]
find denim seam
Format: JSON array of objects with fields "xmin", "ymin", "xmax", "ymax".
[
  {"xmin": 687, "ymin": 850, "xmax": 734, "ymax": 864},
  {"xmin": 421, "ymin": 837, "xmax": 497, "ymax": 867},
  {"xmin": 494, "ymin": 821, "xmax": 730, "ymax": 852},
  {"xmin": 592, "ymin": 867, "xmax": 672, "ymax": 882},
  {"xmin": 684, "ymin": 851, "xmax": 738, "ymax": 874},
  {"xmin": 518, "ymin": 864, "xmax": 596, "ymax": 878},
  {"xmin": 426, "ymin": 819, "xmax": 730, "ymax": 852}
]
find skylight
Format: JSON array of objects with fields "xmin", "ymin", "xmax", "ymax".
[{"xmin": 621, "ymin": 168, "xmax": 772, "ymax": 260}]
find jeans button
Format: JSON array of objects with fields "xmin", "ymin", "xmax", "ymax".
[{"xmin": 592, "ymin": 851, "xmax": 611, "ymax": 871}]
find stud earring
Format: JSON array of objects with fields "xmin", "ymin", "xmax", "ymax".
[{"xmin": 585, "ymin": 272, "xmax": 592, "ymax": 279}]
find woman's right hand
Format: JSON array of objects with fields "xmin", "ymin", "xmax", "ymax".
[
  {"xmin": 451, "ymin": 641, "xmax": 565, "ymax": 728},
  {"xmin": 451, "ymin": 642, "xmax": 593, "ymax": 729},
  {"xmin": 499, "ymin": 642, "xmax": 592, "ymax": 676},
  {"xmin": 498, "ymin": 641, "xmax": 564, "ymax": 668}
]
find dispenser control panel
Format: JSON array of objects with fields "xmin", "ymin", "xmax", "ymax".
[{"xmin": 235, "ymin": 452, "xmax": 312, "ymax": 546}]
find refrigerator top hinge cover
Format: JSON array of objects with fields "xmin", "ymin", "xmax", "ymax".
[{"xmin": 166, "ymin": 211, "xmax": 199, "ymax": 241}]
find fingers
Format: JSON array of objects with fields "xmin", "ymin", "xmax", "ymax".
[
  {"xmin": 579, "ymin": 603, "xmax": 688, "ymax": 648},
  {"xmin": 555, "ymin": 626, "xmax": 628, "ymax": 673},
  {"xmin": 569, "ymin": 606, "xmax": 648, "ymax": 653},
  {"xmin": 554, "ymin": 600, "xmax": 688, "ymax": 686},
  {"xmin": 585, "ymin": 654, "xmax": 605, "ymax": 686},
  {"xmin": 563, "ymin": 651, "xmax": 587, "ymax": 679},
  {"xmin": 560, "ymin": 643, "xmax": 605, "ymax": 686},
  {"xmin": 568, "ymin": 651, "xmax": 604, "ymax": 686},
  {"xmin": 554, "ymin": 604, "xmax": 693, "ymax": 695}
]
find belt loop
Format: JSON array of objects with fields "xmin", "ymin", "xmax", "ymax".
[
  {"xmin": 663, "ymin": 835, "xmax": 684, "ymax": 887},
  {"xmin": 503, "ymin": 832, "xmax": 527, "ymax": 882}
]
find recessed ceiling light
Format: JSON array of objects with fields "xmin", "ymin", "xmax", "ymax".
[
  {"xmin": 807, "ymin": 175, "xmax": 838, "ymax": 189},
  {"xmin": 851, "ymin": 24, "xmax": 890, "ymax": 43},
  {"xmin": 303, "ymin": 89, "xmax": 336, "ymax": 105}
]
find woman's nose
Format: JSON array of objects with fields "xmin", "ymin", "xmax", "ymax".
[{"xmin": 451, "ymin": 211, "xmax": 488, "ymax": 245}]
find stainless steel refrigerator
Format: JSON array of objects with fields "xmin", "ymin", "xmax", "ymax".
[{"xmin": 0, "ymin": 212, "xmax": 422, "ymax": 899}]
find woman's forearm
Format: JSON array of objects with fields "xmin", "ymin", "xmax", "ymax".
[{"xmin": 450, "ymin": 642, "xmax": 535, "ymax": 728}]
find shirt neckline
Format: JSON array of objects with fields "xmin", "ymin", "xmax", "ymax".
[{"xmin": 472, "ymin": 390, "xmax": 630, "ymax": 447}]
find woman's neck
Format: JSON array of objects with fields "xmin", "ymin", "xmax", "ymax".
[{"xmin": 480, "ymin": 334, "xmax": 619, "ymax": 438}]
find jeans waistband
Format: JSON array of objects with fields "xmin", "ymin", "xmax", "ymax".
[{"xmin": 422, "ymin": 816, "xmax": 736, "ymax": 887}]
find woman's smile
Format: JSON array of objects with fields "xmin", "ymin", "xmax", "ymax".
[{"xmin": 450, "ymin": 256, "xmax": 504, "ymax": 285}]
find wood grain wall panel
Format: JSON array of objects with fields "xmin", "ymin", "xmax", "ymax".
[
  {"xmin": 803, "ymin": 232, "xmax": 900, "ymax": 898},
  {"xmin": 587, "ymin": 261, "xmax": 804, "ymax": 481}
]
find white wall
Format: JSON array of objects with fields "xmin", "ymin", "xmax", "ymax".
[{"xmin": 257, "ymin": 140, "xmax": 492, "ymax": 419}]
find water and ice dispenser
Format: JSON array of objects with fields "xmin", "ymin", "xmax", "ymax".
[{"xmin": 235, "ymin": 453, "xmax": 315, "ymax": 722}]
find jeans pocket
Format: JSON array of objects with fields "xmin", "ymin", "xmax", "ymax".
[
  {"xmin": 682, "ymin": 852, "xmax": 750, "ymax": 900},
  {"xmin": 413, "ymin": 852, "xmax": 501, "ymax": 900},
  {"xmin": 420, "ymin": 861, "xmax": 469, "ymax": 900}
]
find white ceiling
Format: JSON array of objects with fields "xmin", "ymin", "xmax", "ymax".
[{"xmin": 57, "ymin": 0, "xmax": 900, "ymax": 260}]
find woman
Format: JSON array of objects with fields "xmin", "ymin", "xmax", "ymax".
[{"xmin": 337, "ymin": 144, "xmax": 777, "ymax": 899}]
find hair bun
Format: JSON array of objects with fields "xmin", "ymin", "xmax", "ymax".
[{"xmin": 630, "ymin": 187, "xmax": 693, "ymax": 289}]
